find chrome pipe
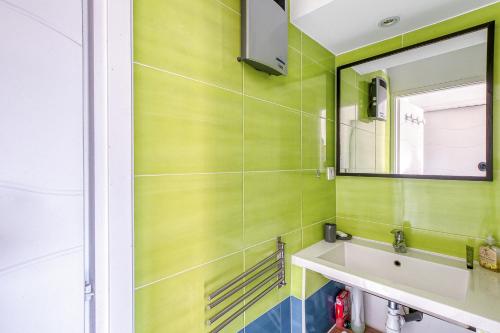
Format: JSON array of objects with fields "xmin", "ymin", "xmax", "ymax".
[
  {"xmin": 207, "ymin": 270, "xmax": 282, "ymax": 325},
  {"xmin": 209, "ymin": 278, "xmax": 284, "ymax": 333},
  {"xmin": 208, "ymin": 249, "xmax": 281, "ymax": 301},
  {"xmin": 207, "ymin": 258, "xmax": 283, "ymax": 309}
]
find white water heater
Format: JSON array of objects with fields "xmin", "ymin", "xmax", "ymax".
[
  {"xmin": 368, "ymin": 77, "xmax": 388, "ymax": 121},
  {"xmin": 239, "ymin": 0, "xmax": 288, "ymax": 76}
]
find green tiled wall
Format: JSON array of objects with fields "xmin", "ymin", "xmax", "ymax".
[
  {"xmin": 134, "ymin": 0, "xmax": 336, "ymax": 332},
  {"xmin": 134, "ymin": 1, "xmax": 500, "ymax": 331},
  {"xmin": 336, "ymin": 3, "xmax": 500, "ymax": 259}
]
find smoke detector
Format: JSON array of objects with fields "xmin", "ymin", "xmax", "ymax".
[{"xmin": 379, "ymin": 16, "xmax": 400, "ymax": 28}]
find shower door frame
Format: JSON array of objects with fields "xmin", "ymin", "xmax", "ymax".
[{"xmin": 84, "ymin": 0, "xmax": 134, "ymax": 332}]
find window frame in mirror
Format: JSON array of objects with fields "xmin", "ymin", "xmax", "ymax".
[{"xmin": 336, "ymin": 21, "xmax": 495, "ymax": 181}]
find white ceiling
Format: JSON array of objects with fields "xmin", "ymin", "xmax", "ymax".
[
  {"xmin": 403, "ymin": 83, "xmax": 486, "ymax": 112},
  {"xmin": 351, "ymin": 30, "xmax": 487, "ymax": 75},
  {"xmin": 290, "ymin": 0, "xmax": 499, "ymax": 55}
]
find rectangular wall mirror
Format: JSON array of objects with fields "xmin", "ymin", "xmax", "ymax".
[{"xmin": 336, "ymin": 22, "xmax": 494, "ymax": 181}]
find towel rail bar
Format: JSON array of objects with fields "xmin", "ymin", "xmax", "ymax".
[
  {"xmin": 210, "ymin": 279, "xmax": 283, "ymax": 333},
  {"xmin": 207, "ymin": 258, "xmax": 283, "ymax": 309},
  {"xmin": 208, "ymin": 248, "xmax": 281, "ymax": 301},
  {"xmin": 206, "ymin": 237, "xmax": 286, "ymax": 333}
]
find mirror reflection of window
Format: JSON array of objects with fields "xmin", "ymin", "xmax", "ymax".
[{"xmin": 337, "ymin": 24, "xmax": 492, "ymax": 179}]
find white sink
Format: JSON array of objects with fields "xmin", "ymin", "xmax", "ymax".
[
  {"xmin": 292, "ymin": 238, "xmax": 500, "ymax": 333},
  {"xmin": 318, "ymin": 239, "xmax": 470, "ymax": 300}
]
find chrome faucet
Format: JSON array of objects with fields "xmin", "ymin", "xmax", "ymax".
[{"xmin": 391, "ymin": 229, "xmax": 407, "ymax": 253}]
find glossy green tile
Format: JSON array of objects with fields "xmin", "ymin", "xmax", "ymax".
[
  {"xmin": 336, "ymin": 217, "xmax": 397, "ymax": 244},
  {"xmin": 244, "ymin": 171, "xmax": 301, "ymax": 247},
  {"xmin": 302, "ymin": 171, "xmax": 336, "ymax": 226},
  {"xmin": 133, "ymin": 0, "xmax": 344, "ymax": 328},
  {"xmin": 302, "ymin": 114, "xmax": 335, "ymax": 170},
  {"xmin": 135, "ymin": 253, "xmax": 244, "ymax": 333},
  {"xmin": 244, "ymin": 97, "xmax": 301, "ymax": 171},
  {"xmin": 340, "ymin": 67, "xmax": 357, "ymax": 87},
  {"xmin": 290, "ymin": 264, "xmax": 303, "ymax": 299},
  {"xmin": 135, "ymin": 173, "xmax": 243, "ymax": 286},
  {"xmin": 279, "ymin": 230, "xmax": 303, "ymax": 297},
  {"xmin": 216, "ymin": 0, "xmax": 240, "ymax": 13},
  {"xmin": 302, "ymin": 221, "xmax": 330, "ymax": 248},
  {"xmin": 336, "ymin": 177, "xmax": 403, "ymax": 225},
  {"xmin": 401, "ymin": 179, "xmax": 496, "ymax": 238},
  {"xmin": 305, "ymin": 269, "xmax": 329, "ymax": 298},
  {"xmin": 288, "ymin": 23, "xmax": 301, "ymax": 51},
  {"xmin": 326, "ymin": 119, "xmax": 335, "ymax": 167},
  {"xmin": 302, "ymin": 33, "xmax": 335, "ymax": 71},
  {"xmin": 403, "ymin": 226, "xmax": 483, "ymax": 260},
  {"xmin": 402, "ymin": 2, "xmax": 500, "ymax": 47},
  {"xmin": 243, "ymin": 229, "xmax": 302, "ymax": 324},
  {"xmin": 134, "ymin": 65, "xmax": 242, "ymax": 175},
  {"xmin": 244, "ymin": 47, "xmax": 301, "ymax": 110},
  {"xmin": 302, "ymin": 56, "xmax": 335, "ymax": 119},
  {"xmin": 302, "ymin": 113, "xmax": 323, "ymax": 170},
  {"xmin": 134, "ymin": 0, "xmax": 242, "ymax": 91}
]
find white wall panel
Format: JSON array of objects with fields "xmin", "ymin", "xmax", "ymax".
[
  {"xmin": 0, "ymin": 250, "xmax": 84, "ymax": 333},
  {"xmin": 0, "ymin": 2, "xmax": 83, "ymax": 192},
  {"xmin": 0, "ymin": 1, "xmax": 85, "ymax": 332},
  {"xmin": 0, "ymin": 187, "xmax": 83, "ymax": 270},
  {"xmin": 2, "ymin": 0, "xmax": 82, "ymax": 44}
]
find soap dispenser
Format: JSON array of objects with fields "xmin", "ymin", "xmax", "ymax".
[{"xmin": 479, "ymin": 235, "xmax": 500, "ymax": 272}]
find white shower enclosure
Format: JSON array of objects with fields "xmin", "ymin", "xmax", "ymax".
[{"xmin": 0, "ymin": 1, "xmax": 134, "ymax": 332}]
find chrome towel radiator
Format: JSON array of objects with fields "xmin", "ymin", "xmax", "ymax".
[{"xmin": 207, "ymin": 237, "xmax": 286, "ymax": 333}]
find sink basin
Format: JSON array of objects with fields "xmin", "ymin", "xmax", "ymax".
[
  {"xmin": 292, "ymin": 238, "xmax": 500, "ymax": 333},
  {"xmin": 318, "ymin": 239, "xmax": 470, "ymax": 300}
]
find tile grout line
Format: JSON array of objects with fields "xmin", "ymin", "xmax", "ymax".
[
  {"xmin": 135, "ymin": 171, "xmax": 242, "ymax": 177},
  {"xmin": 242, "ymin": 55, "xmax": 247, "ymax": 329},
  {"xmin": 135, "ymin": 169, "xmax": 321, "ymax": 178},
  {"xmin": 134, "ymin": 61, "xmax": 242, "ymax": 95},
  {"xmin": 135, "ymin": 61, "xmax": 329, "ymax": 118},
  {"xmin": 245, "ymin": 94, "xmax": 302, "ymax": 115},
  {"xmin": 301, "ymin": 50, "xmax": 335, "ymax": 74},
  {"xmin": 308, "ymin": 217, "xmax": 334, "ymax": 227},
  {"xmin": 337, "ymin": 215, "xmax": 489, "ymax": 241},
  {"xmin": 134, "ymin": 248, "xmax": 244, "ymax": 291},
  {"xmin": 135, "ymin": 227, "xmax": 305, "ymax": 291},
  {"xmin": 300, "ymin": 31, "xmax": 305, "ymax": 249},
  {"xmin": 135, "ymin": 61, "xmax": 336, "ymax": 122},
  {"xmin": 212, "ymin": 0, "xmax": 240, "ymax": 16}
]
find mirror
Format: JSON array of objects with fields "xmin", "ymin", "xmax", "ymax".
[{"xmin": 336, "ymin": 23, "xmax": 494, "ymax": 180}]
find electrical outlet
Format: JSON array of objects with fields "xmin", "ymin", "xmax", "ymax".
[{"xmin": 326, "ymin": 167, "xmax": 335, "ymax": 180}]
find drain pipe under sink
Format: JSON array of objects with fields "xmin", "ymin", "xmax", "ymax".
[
  {"xmin": 386, "ymin": 301, "xmax": 404, "ymax": 333},
  {"xmin": 386, "ymin": 300, "xmax": 423, "ymax": 333}
]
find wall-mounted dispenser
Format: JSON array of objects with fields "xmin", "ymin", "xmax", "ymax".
[
  {"xmin": 368, "ymin": 77, "xmax": 388, "ymax": 121},
  {"xmin": 239, "ymin": 0, "xmax": 288, "ymax": 76}
]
